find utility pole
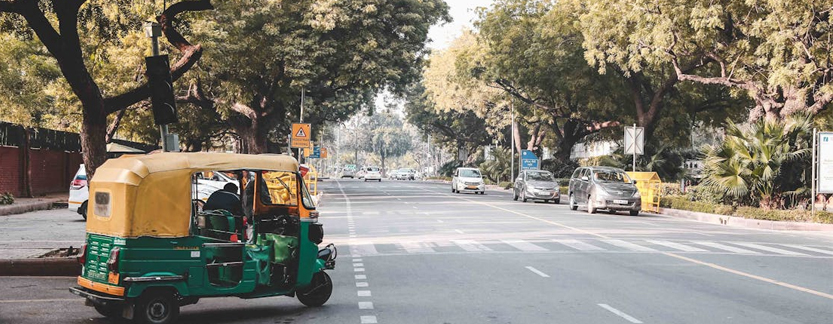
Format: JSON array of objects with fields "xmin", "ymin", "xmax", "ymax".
[
  {"xmin": 145, "ymin": 21, "xmax": 167, "ymax": 152},
  {"xmin": 298, "ymin": 87, "xmax": 305, "ymax": 163},
  {"xmin": 510, "ymin": 100, "xmax": 515, "ymax": 181}
]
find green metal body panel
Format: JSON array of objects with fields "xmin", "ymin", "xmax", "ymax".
[{"xmin": 80, "ymin": 222, "xmax": 326, "ymax": 299}]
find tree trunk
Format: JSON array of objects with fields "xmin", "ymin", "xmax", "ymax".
[{"xmin": 380, "ymin": 150, "xmax": 386, "ymax": 177}]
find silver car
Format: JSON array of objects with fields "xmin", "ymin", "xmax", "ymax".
[
  {"xmin": 513, "ymin": 170, "xmax": 560, "ymax": 203},
  {"xmin": 568, "ymin": 166, "xmax": 641, "ymax": 215}
]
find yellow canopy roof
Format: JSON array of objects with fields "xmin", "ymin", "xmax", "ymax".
[{"xmin": 87, "ymin": 152, "xmax": 299, "ymax": 238}]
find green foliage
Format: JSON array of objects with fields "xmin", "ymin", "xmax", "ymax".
[
  {"xmin": 0, "ymin": 192, "xmax": 13, "ymax": 205},
  {"xmin": 701, "ymin": 115, "xmax": 812, "ymax": 208},
  {"xmin": 660, "ymin": 195, "xmax": 734, "ymax": 216},
  {"xmin": 439, "ymin": 160, "xmax": 462, "ymax": 178},
  {"xmin": 499, "ymin": 181, "xmax": 513, "ymax": 189},
  {"xmin": 479, "ymin": 147, "xmax": 513, "ymax": 183},
  {"xmin": 733, "ymin": 207, "xmax": 833, "ymax": 225},
  {"xmin": 541, "ymin": 158, "xmax": 579, "ymax": 178}
]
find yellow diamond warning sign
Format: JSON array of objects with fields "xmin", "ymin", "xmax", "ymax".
[{"xmin": 291, "ymin": 123, "xmax": 311, "ymax": 148}]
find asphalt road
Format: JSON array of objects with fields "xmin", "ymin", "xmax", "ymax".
[{"xmin": 1, "ymin": 179, "xmax": 832, "ymax": 324}]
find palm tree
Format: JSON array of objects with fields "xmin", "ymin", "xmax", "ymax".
[{"xmin": 701, "ymin": 116, "xmax": 812, "ymax": 208}]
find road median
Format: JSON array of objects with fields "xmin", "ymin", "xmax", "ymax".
[{"xmin": 0, "ymin": 257, "xmax": 80, "ymax": 276}]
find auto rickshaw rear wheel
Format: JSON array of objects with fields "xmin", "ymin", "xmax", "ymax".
[
  {"xmin": 297, "ymin": 271, "xmax": 333, "ymax": 307},
  {"xmin": 134, "ymin": 289, "xmax": 180, "ymax": 324},
  {"xmin": 93, "ymin": 304, "xmax": 121, "ymax": 319}
]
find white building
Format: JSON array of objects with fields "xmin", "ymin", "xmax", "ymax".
[{"xmin": 570, "ymin": 141, "xmax": 618, "ymax": 160}]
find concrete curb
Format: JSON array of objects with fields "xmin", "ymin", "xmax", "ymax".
[
  {"xmin": 0, "ymin": 198, "xmax": 64, "ymax": 217},
  {"xmin": 659, "ymin": 208, "xmax": 833, "ymax": 232},
  {"xmin": 0, "ymin": 257, "xmax": 80, "ymax": 276}
]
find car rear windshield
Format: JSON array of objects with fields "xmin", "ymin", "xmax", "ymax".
[
  {"xmin": 527, "ymin": 172, "xmax": 553, "ymax": 181},
  {"xmin": 593, "ymin": 170, "xmax": 632, "ymax": 183},
  {"xmin": 367, "ymin": 167, "xmax": 379, "ymax": 172},
  {"xmin": 460, "ymin": 169, "xmax": 481, "ymax": 178}
]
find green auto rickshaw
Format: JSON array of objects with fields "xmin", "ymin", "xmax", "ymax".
[{"xmin": 70, "ymin": 152, "xmax": 336, "ymax": 324}]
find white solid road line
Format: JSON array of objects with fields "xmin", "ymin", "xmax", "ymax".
[
  {"xmin": 598, "ymin": 304, "xmax": 643, "ymax": 323},
  {"xmin": 553, "ymin": 239, "xmax": 605, "ymax": 251},
  {"xmin": 358, "ymin": 301, "xmax": 374, "ymax": 310},
  {"xmin": 732, "ymin": 242, "xmax": 809, "ymax": 256},
  {"xmin": 646, "ymin": 240, "xmax": 707, "ymax": 252},
  {"xmin": 601, "ymin": 239, "xmax": 658, "ymax": 252},
  {"xmin": 780, "ymin": 244, "xmax": 833, "ymax": 256},
  {"xmin": 502, "ymin": 239, "xmax": 548, "ymax": 252},
  {"xmin": 401, "ymin": 241, "xmax": 435, "ymax": 254},
  {"xmin": 692, "ymin": 241, "xmax": 761, "ymax": 254},
  {"xmin": 525, "ymin": 266, "xmax": 550, "ymax": 278},
  {"xmin": 436, "ymin": 220, "xmax": 444, "ymax": 223},
  {"xmin": 452, "ymin": 240, "xmax": 493, "ymax": 252},
  {"xmin": 360, "ymin": 315, "xmax": 378, "ymax": 324}
]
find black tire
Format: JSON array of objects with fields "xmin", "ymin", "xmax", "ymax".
[
  {"xmin": 544, "ymin": 200, "xmax": 549, "ymax": 203},
  {"xmin": 134, "ymin": 289, "xmax": 180, "ymax": 324},
  {"xmin": 79, "ymin": 201, "xmax": 88, "ymax": 220},
  {"xmin": 513, "ymin": 190, "xmax": 518, "ymax": 201},
  {"xmin": 94, "ymin": 304, "xmax": 121, "ymax": 319},
  {"xmin": 569, "ymin": 194, "xmax": 578, "ymax": 210},
  {"xmin": 521, "ymin": 191, "xmax": 527, "ymax": 202},
  {"xmin": 553, "ymin": 199, "xmax": 560, "ymax": 204},
  {"xmin": 629, "ymin": 210, "xmax": 640, "ymax": 216},
  {"xmin": 297, "ymin": 271, "xmax": 333, "ymax": 307},
  {"xmin": 587, "ymin": 195, "xmax": 597, "ymax": 214}
]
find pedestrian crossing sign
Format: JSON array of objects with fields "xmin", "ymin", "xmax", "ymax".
[{"xmin": 291, "ymin": 123, "xmax": 311, "ymax": 148}]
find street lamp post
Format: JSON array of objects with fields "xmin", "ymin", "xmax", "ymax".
[{"xmin": 510, "ymin": 99, "xmax": 515, "ymax": 182}]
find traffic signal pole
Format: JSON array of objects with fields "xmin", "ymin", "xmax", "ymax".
[{"xmin": 145, "ymin": 21, "xmax": 170, "ymax": 152}]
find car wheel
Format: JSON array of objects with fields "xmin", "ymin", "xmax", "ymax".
[
  {"xmin": 297, "ymin": 271, "xmax": 333, "ymax": 307},
  {"xmin": 94, "ymin": 304, "xmax": 122, "ymax": 319},
  {"xmin": 364, "ymin": 179, "xmax": 367, "ymax": 182},
  {"xmin": 629, "ymin": 210, "xmax": 640, "ymax": 216},
  {"xmin": 513, "ymin": 189, "xmax": 518, "ymax": 201},
  {"xmin": 587, "ymin": 195, "xmax": 597, "ymax": 214},
  {"xmin": 521, "ymin": 191, "xmax": 527, "ymax": 202},
  {"xmin": 134, "ymin": 289, "xmax": 179, "ymax": 324},
  {"xmin": 543, "ymin": 200, "xmax": 549, "ymax": 203},
  {"xmin": 553, "ymin": 199, "xmax": 560, "ymax": 204},
  {"xmin": 569, "ymin": 194, "xmax": 577, "ymax": 210},
  {"xmin": 378, "ymin": 179, "xmax": 382, "ymax": 182},
  {"xmin": 79, "ymin": 201, "xmax": 88, "ymax": 220}
]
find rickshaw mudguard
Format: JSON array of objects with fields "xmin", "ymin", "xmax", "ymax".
[
  {"xmin": 295, "ymin": 221, "xmax": 319, "ymax": 287},
  {"xmin": 125, "ymin": 274, "xmax": 190, "ymax": 298}
]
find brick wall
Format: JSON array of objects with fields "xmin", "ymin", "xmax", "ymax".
[
  {"xmin": 0, "ymin": 147, "xmax": 82, "ymax": 197},
  {"xmin": 0, "ymin": 147, "xmax": 21, "ymax": 196}
]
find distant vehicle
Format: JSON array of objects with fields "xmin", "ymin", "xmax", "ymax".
[
  {"xmin": 340, "ymin": 165, "xmax": 356, "ymax": 178},
  {"xmin": 363, "ymin": 166, "xmax": 382, "ymax": 182},
  {"xmin": 451, "ymin": 167, "xmax": 485, "ymax": 194},
  {"xmin": 568, "ymin": 166, "xmax": 641, "ymax": 215},
  {"xmin": 401, "ymin": 168, "xmax": 417, "ymax": 180},
  {"xmin": 68, "ymin": 165, "xmax": 89, "ymax": 220},
  {"xmin": 514, "ymin": 170, "xmax": 559, "ymax": 204}
]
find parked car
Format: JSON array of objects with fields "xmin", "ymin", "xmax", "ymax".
[
  {"xmin": 68, "ymin": 164, "xmax": 89, "ymax": 220},
  {"xmin": 513, "ymin": 170, "xmax": 559, "ymax": 203},
  {"xmin": 568, "ymin": 166, "xmax": 641, "ymax": 215},
  {"xmin": 363, "ymin": 166, "xmax": 382, "ymax": 182},
  {"xmin": 451, "ymin": 167, "xmax": 485, "ymax": 194},
  {"xmin": 340, "ymin": 165, "xmax": 356, "ymax": 178}
]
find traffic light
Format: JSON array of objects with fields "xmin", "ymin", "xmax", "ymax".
[{"xmin": 145, "ymin": 55, "xmax": 177, "ymax": 125}]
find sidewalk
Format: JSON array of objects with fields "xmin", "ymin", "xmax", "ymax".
[{"xmin": 0, "ymin": 193, "xmax": 67, "ymax": 216}]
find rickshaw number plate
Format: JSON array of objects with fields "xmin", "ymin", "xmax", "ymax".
[{"xmin": 191, "ymin": 251, "xmax": 200, "ymax": 258}]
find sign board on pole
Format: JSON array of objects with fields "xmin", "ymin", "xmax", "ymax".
[
  {"xmin": 520, "ymin": 150, "xmax": 539, "ymax": 170},
  {"xmin": 290, "ymin": 123, "xmax": 311, "ymax": 148},
  {"xmin": 320, "ymin": 147, "xmax": 328, "ymax": 158},
  {"xmin": 624, "ymin": 126, "xmax": 645, "ymax": 155},
  {"xmin": 308, "ymin": 146, "xmax": 321, "ymax": 159},
  {"xmin": 819, "ymin": 132, "xmax": 833, "ymax": 193}
]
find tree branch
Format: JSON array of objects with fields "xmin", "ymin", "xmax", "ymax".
[
  {"xmin": 103, "ymin": 0, "xmax": 214, "ymax": 115},
  {"xmin": 0, "ymin": 1, "xmax": 19, "ymax": 13}
]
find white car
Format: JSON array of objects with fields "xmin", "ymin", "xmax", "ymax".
[
  {"xmin": 68, "ymin": 165, "xmax": 89, "ymax": 219},
  {"xmin": 363, "ymin": 166, "xmax": 382, "ymax": 182},
  {"xmin": 451, "ymin": 167, "xmax": 485, "ymax": 195}
]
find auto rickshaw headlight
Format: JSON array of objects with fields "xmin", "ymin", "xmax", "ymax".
[
  {"xmin": 107, "ymin": 247, "xmax": 120, "ymax": 273},
  {"xmin": 309, "ymin": 210, "xmax": 319, "ymax": 221}
]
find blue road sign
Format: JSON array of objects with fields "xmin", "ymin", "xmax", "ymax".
[
  {"xmin": 309, "ymin": 146, "xmax": 321, "ymax": 158},
  {"xmin": 521, "ymin": 150, "xmax": 539, "ymax": 170}
]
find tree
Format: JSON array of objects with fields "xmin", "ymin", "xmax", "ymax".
[
  {"xmin": 702, "ymin": 115, "xmax": 812, "ymax": 209},
  {"xmin": 0, "ymin": 0, "xmax": 213, "ymax": 177},
  {"xmin": 579, "ymin": 0, "xmax": 833, "ymax": 121},
  {"xmin": 186, "ymin": 0, "xmax": 450, "ymax": 153}
]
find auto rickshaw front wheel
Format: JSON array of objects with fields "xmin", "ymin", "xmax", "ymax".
[
  {"xmin": 297, "ymin": 271, "xmax": 333, "ymax": 307},
  {"xmin": 134, "ymin": 289, "xmax": 180, "ymax": 324}
]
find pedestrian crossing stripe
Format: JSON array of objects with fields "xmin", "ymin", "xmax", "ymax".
[{"xmin": 338, "ymin": 239, "xmax": 832, "ymax": 257}]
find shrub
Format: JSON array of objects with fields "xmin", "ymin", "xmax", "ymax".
[
  {"xmin": 541, "ymin": 159, "xmax": 579, "ymax": 178},
  {"xmin": 0, "ymin": 192, "xmax": 13, "ymax": 205},
  {"xmin": 499, "ymin": 181, "xmax": 513, "ymax": 189},
  {"xmin": 733, "ymin": 207, "xmax": 833, "ymax": 224},
  {"xmin": 439, "ymin": 161, "xmax": 462, "ymax": 177},
  {"xmin": 660, "ymin": 182, "xmax": 683, "ymax": 196},
  {"xmin": 660, "ymin": 195, "xmax": 734, "ymax": 215}
]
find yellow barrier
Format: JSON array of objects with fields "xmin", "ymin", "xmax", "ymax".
[
  {"xmin": 304, "ymin": 165, "xmax": 318, "ymax": 196},
  {"xmin": 626, "ymin": 172, "xmax": 661, "ymax": 213}
]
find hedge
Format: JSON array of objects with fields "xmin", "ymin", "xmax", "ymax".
[
  {"xmin": 660, "ymin": 195, "xmax": 734, "ymax": 216},
  {"xmin": 661, "ymin": 195, "xmax": 833, "ymax": 224}
]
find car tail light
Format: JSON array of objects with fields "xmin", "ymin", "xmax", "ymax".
[
  {"xmin": 107, "ymin": 247, "xmax": 120, "ymax": 273},
  {"xmin": 70, "ymin": 178, "xmax": 87, "ymax": 189},
  {"xmin": 77, "ymin": 244, "xmax": 87, "ymax": 265}
]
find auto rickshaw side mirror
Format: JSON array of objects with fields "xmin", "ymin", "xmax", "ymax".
[{"xmin": 196, "ymin": 215, "xmax": 206, "ymax": 229}]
